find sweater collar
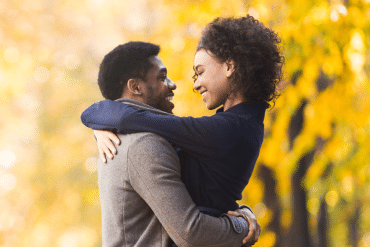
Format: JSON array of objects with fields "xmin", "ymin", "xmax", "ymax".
[{"xmin": 216, "ymin": 102, "xmax": 268, "ymax": 120}]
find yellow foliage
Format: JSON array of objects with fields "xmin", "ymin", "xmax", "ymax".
[
  {"xmin": 307, "ymin": 197, "xmax": 320, "ymax": 215},
  {"xmin": 241, "ymin": 175, "xmax": 264, "ymax": 205},
  {"xmin": 308, "ymin": 2, "xmax": 330, "ymax": 25},
  {"xmin": 280, "ymin": 210, "xmax": 292, "ymax": 230},
  {"xmin": 253, "ymin": 203, "xmax": 273, "ymax": 228},
  {"xmin": 325, "ymin": 190, "xmax": 339, "ymax": 207},
  {"xmin": 256, "ymin": 230, "xmax": 276, "ymax": 247}
]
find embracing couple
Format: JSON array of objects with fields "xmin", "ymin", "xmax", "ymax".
[{"xmin": 81, "ymin": 15, "xmax": 283, "ymax": 247}]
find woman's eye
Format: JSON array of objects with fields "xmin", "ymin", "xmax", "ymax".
[
  {"xmin": 192, "ymin": 72, "xmax": 203, "ymax": 82},
  {"xmin": 192, "ymin": 74, "xmax": 198, "ymax": 82}
]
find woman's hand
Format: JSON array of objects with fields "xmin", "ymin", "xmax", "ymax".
[
  {"xmin": 94, "ymin": 130, "xmax": 121, "ymax": 163},
  {"xmin": 227, "ymin": 209, "xmax": 261, "ymax": 246}
]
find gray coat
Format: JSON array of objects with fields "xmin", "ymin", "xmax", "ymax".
[{"xmin": 98, "ymin": 99, "xmax": 250, "ymax": 247}]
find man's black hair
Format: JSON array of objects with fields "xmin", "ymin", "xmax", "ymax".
[{"xmin": 98, "ymin": 41, "xmax": 160, "ymax": 100}]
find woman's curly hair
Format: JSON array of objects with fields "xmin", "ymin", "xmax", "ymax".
[{"xmin": 197, "ymin": 15, "xmax": 284, "ymax": 107}]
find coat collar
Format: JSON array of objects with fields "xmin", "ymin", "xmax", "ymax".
[{"xmin": 115, "ymin": 98, "xmax": 173, "ymax": 116}]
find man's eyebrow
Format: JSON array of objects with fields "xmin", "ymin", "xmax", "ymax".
[{"xmin": 159, "ymin": 67, "xmax": 167, "ymax": 74}]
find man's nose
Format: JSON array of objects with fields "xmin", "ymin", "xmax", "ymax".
[{"xmin": 167, "ymin": 78, "xmax": 177, "ymax": 90}]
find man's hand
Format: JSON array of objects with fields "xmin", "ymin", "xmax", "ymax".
[
  {"xmin": 227, "ymin": 208, "xmax": 261, "ymax": 246},
  {"xmin": 94, "ymin": 130, "xmax": 120, "ymax": 163}
]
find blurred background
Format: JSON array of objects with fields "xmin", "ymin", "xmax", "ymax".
[{"xmin": 0, "ymin": 0, "xmax": 369, "ymax": 246}]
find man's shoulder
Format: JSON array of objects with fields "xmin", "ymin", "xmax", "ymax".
[
  {"xmin": 124, "ymin": 132, "xmax": 180, "ymax": 174},
  {"xmin": 117, "ymin": 132, "xmax": 169, "ymax": 144},
  {"xmin": 118, "ymin": 132, "xmax": 175, "ymax": 155}
]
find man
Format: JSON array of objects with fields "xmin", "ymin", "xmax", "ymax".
[{"xmin": 83, "ymin": 42, "xmax": 260, "ymax": 246}]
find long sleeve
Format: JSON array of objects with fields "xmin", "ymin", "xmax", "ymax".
[
  {"xmin": 81, "ymin": 99, "xmax": 243, "ymax": 158},
  {"xmin": 127, "ymin": 133, "xmax": 249, "ymax": 247}
]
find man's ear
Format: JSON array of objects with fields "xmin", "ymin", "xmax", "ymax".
[
  {"xmin": 225, "ymin": 59, "xmax": 235, "ymax": 78},
  {"xmin": 126, "ymin": 78, "xmax": 143, "ymax": 95}
]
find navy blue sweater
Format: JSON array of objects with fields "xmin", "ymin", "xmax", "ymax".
[{"xmin": 81, "ymin": 100, "xmax": 267, "ymax": 213}]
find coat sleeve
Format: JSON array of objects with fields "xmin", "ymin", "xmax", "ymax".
[
  {"xmin": 127, "ymin": 133, "xmax": 249, "ymax": 247},
  {"xmin": 81, "ymin": 99, "xmax": 242, "ymax": 157}
]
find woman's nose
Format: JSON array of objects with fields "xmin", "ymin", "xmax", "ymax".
[{"xmin": 193, "ymin": 79, "xmax": 200, "ymax": 91}]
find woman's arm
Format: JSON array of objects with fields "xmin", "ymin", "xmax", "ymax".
[{"xmin": 81, "ymin": 100, "xmax": 241, "ymax": 157}]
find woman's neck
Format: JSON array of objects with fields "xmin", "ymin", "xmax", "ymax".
[{"xmin": 223, "ymin": 92, "xmax": 246, "ymax": 111}]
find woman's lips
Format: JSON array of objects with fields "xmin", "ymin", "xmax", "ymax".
[{"xmin": 201, "ymin": 91, "xmax": 207, "ymax": 99}]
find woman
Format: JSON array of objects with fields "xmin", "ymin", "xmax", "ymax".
[{"xmin": 82, "ymin": 14, "xmax": 283, "ymax": 233}]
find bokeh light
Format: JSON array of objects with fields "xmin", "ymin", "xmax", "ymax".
[
  {"xmin": 58, "ymin": 232, "xmax": 79, "ymax": 247},
  {"xmin": 247, "ymin": 8, "xmax": 260, "ymax": 19},
  {"xmin": 0, "ymin": 150, "xmax": 16, "ymax": 168},
  {"xmin": 31, "ymin": 223, "xmax": 52, "ymax": 246},
  {"xmin": 171, "ymin": 36, "xmax": 185, "ymax": 52},
  {"xmin": 0, "ymin": 173, "xmax": 17, "ymax": 191},
  {"xmin": 254, "ymin": 202, "xmax": 267, "ymax": 219},
  {"xmin": 84, "ymin": 157, "xmax": 97, "ymax": 173},
  {"xmin": 307, "ymin": 197, "xmax": 320, "ymax": 215},
  {"xmin": 64, "ymin": 54, "xmax": 81, "ymax": 70},
  {"xmin": 330, "ymin": 10, "xmax": 339, "ymax": 22},
  {"xmin": 360, "ymin": 232, "xmax": 370, "ymax": 247},
  {"xmin": 325, "ymin": 190, "xmax": 339, "ymax": 207},
  {"xmin": 33, "ymin": 66, "xmax": 50, "ymax": 83},
  {"xmin": 3, "ymin": 47, "xmax": 20, "ymax": 63}
]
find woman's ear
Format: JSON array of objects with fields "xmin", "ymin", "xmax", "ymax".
[
  {"xmin": 126, "ymin": 79, "xmax": 143, "ymax": 95},
  {"xmin": 225, "ymin": 60, "xmax": 235, "ymax": 78}
]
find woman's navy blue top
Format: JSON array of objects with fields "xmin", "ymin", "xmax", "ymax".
[{"xmin": 81, "ymin": 100, "xmax": 267, "ymax": 213}]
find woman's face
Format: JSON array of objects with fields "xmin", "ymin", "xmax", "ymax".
[
  {"xmin": 193, "ymin": 49, "xmax": 235, "ymax": 110},
  {"xmin": 193, "ymin": 49, "xmax": 244, "ymax": 111}
]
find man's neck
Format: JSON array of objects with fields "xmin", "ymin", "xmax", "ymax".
[{"xmin": 115, "ymin": 98, "xmax": 172, "ymax": 116}]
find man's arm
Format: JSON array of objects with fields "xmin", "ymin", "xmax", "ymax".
[{"xmin": 127, "ymin": 133, "xmax": 250, "ymax": 247}]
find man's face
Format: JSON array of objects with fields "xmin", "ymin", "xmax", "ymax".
[{"xmin": 142, "ymin": 56, "xmax": 176, "ymax": 113}]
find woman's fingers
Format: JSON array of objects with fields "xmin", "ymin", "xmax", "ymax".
[
  {"xmin": 255, "ymin": 221, "xmax": 261, "ymax": 242},
  {"xmin": 94, "ymin": 130, "xmax": 121, "ymax": 162},
  {"xmin": 109, "ymin": 132, "xmax": 121, "ymax": 146},
  {"xmin": 227, "ymin": 211, "xmax": 258, "ymax": 246},
  {"xmin": 98, "ymin": 144, "xmax": 107, "ymax": 163},
  {"xmin": 101, "ymin": 142, "xmax": 114, "ymax": 160},
  {"xmin": 105, "ymin": 138, "xmax": 117, "ymax": 155},
  {"xmin": 242, "ymin": 215, "xmax": 257, "ymax": 245},
  {"xmin": 227, "ymin": 211, "xmax": 239, "ymax": 217}
]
